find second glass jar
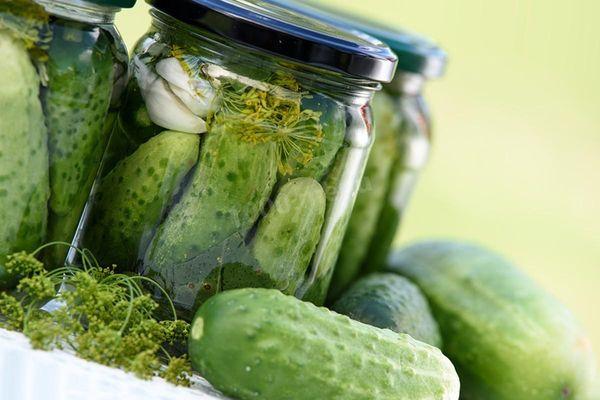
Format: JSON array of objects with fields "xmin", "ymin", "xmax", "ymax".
[
  {"xmin": 330, "ymin": 71, "xmax": 440, "ymax": 300},
  {"xmin": 325, "ymin": 18, "xmax": 447, "ymax": 300}
]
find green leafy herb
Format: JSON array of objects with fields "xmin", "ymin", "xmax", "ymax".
[
  {"xmin": 213, "ymin": 72, "xmax": 324, "ymax": 175},
  {"xmin": 0, "ymin": 243, "xmax": 192, "ymax": 386}
]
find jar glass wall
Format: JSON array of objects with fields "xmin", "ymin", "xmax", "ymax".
[
  {"xmin": 78, "ymin": 2, "xmax": 396, "ymax": 317},
  {"xmin": 0, "ymin": 0, "xmax": 132, "ymax": 287}
]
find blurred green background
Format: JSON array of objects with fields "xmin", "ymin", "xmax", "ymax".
[{"xmin": 116, "ymin": 1, "xmax": 600, "ymax": 361}]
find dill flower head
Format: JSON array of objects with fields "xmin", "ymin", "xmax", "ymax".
[{"xmin": 213, "ymin": 71, "xmax": 324, "ymax": 175}]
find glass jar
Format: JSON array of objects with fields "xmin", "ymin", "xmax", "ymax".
[
  {"xmin": 329, "ymin": 26, "xmax": 447, "ymax": 299},
  {"xmin": 0, "ymin": 0, "xmax": 134, "ymax": 287},
  {"xmin": 78, "ymin": 0, "xmax": 397, "ymax": 316}
]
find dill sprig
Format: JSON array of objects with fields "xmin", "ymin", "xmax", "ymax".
[
  {"xmin": 0, "ymin": 243, "xmax": 192, "ymax": 386},
  {"xmin": 212, "ymin": 70, "xmax": 324, "ymax": 175}
]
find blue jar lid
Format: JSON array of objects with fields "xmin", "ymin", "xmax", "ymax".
[
  {"xmin": 357, "ymin": 23, "xmax": 447, "ymax": 79},
  {"xmin": 145, "ymin": 0, "xmax": 398, "ymax": 83},
  {"xmin": 273, "ymin": 0, "xmax": 447, "ymax": 79}
]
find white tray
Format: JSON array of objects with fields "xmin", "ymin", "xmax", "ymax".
[{"xmin": 0, "ymin": 329, "xmax": 229, "ymax": 400}]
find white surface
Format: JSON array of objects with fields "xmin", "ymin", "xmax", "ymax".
[{"xmin": 0, "ymin": 328, "xmax": 228, "ymax": 400}]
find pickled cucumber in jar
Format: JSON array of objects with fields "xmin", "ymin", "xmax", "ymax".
[
  {"xmin": 0, "ymin": 0, "xmax": 134, "ymax": 284},
  {"xmin": 0, "ymin": 0, "xmax": 50, "ymax": 287}
]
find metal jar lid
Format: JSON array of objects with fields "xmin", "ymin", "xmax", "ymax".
[{"xmin": 146, "ymin": 0, "xmax": 399, "ymax": 83}]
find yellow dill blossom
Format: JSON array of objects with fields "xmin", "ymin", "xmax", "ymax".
[{"xmin": 214, "ymin": 72, "xmax": 324, "ymax": 175}]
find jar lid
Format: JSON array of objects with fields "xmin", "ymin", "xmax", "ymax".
[
  {"xmin": 358, "ymin": 24, "xmax": 447, "ymax": 79},
  {"xmin": 145, "ymin": 0, "xmax": 398, "ymax": 83},
  {"xmin": 85, "ymin": 0, "xmax": 137, "ymax": 8},
  {"xmin": 272, "ymin": 1, "xmax": 447, "ymax": 79}
]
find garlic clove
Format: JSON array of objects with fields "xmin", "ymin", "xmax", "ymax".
[
  {"xmin": 168, "ymin": 83, "xmax": 204, "ymax": 116},
  {"xmin": 156, "ymin": 57, "xmax": 190, "ymax": 90},
  {"xmin": 168, "ymin": 82, "xmax": 211, "ymax": 118},
  {"xmin": 193, "ymin": 78, "xmax": 219, "ymax": 114},
  {"xmin": 157, "ymin": 57, "xmax": 218, "ymax": 118},
  {"xmin": 143, "ymin": 76, "xmax": 207, "ymax": 134},
  {"xmin": 135, "ymin": 57, "xmax": 206, "ymax": 133}
]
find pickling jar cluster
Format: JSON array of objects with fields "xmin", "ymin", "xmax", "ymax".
[{"xmin": 0, "ymin": 0, "xmax": 446, "ymax": 319}]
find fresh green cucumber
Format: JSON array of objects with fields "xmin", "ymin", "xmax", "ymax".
[
  {"xmin": 43, "ymin": 20, "xmax": 115, "ymax": 266},
  {"xmin": 0, "ymin": 32, "xmax": 49, "ymax": 287},
  {"xmin": 386, "ymin": 241, "xmax": 597, "ymax": 400},
  {"xmin": 84, "ymin": 131, "xmax": 199, "ymax": 270},
  {"xmin": 332, "ymin": 273, "xmax": 442, "ymax": 347},
  {"xmin": 329, "ymin": 92, "xmax": 400, "ymax": 299},
  {"xmin": 252, "ymin": 177, "xmax": 326, "ymax": 294},
  {"xmin": 144, "ymin": 125, "xmax": 278, "ymax": 291},
  {"xmin": 189, "ymin": 288, "xmax": 460, "ymax": 400}
]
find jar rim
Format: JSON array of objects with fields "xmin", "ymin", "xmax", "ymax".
[
  {"xmin": 145, "ymin": 0, "xmax": 398, "ymax": 83},
  {"xmin": 148, "ymin": 9, "xmax": 382, "ymax": 101},
  {"xmin": 35, "ymin": 0, "xmax": 119, "ymax": 23}
]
